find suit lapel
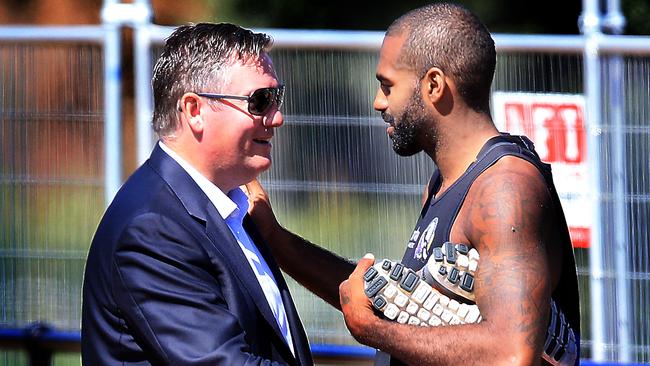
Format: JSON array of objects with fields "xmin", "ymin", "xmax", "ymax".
[
  {"xmin": 203, "ymin": 207, "xmax": 290, "ymax": 342},
  {"xmin": 147, "ymin": 144, "xmax": 298, "ymax": 361},
  {"xmin": 245, "ymin": 218, "xmax": 314, "ymax": 366}
]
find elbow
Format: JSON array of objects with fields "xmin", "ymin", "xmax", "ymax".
[
  {"xmin": 479, "ymin": 347, "xmax": 539, "ymax": 366},
  {"xmin": 497, "ymin": 346, "xmax": 540, "ymax": 366},
  {"xmin": 485, "ymin": 331, "xmax": 540, "ymax": 366},
  {"xmin": 505, "ymin": 354, "xmax": 539, "ymax": 366}
]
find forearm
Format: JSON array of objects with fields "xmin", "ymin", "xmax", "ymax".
[
  {"xmin": 341, "ymin": 255, "xmax": 546, "ymax": 366},
  {"xmin": 269, "ymin": 226, "xmax": 355, "ymax": 310},
  {"xmin": 244, "ymin": 180, "xmax": 356, "ymax": 308},
  {"xmin": 360, "ymin": 318, "xmax": 540, "ymax": 366}
]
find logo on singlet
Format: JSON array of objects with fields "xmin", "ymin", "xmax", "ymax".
[{"xmin": 412, "ymin": 217, "xmax": 438, "ymax": 262}]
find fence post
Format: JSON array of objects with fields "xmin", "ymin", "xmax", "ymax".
[
  {"xmin": 133, "ymin": 0, "xmax": 155, "ymax": 165},
  {"xmin": 580, "ymin": 0, "xmax": 608, "ymax": 361},
  {"xmin": 100, "ymin": 0, "xmax": 125, "ymax": 206},
  {"xmin": 25, "ymin": 323, "xmax": 53, "ymax": 366},
  {"xmin": 604, "ymin": 0, "xmax": 632, "ymax": 362}
]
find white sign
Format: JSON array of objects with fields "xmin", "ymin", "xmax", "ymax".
[{"xmin": 492, "ymin": 92, "xmax": 590, "ymax": 248}]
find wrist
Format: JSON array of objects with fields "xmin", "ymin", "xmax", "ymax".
[{"xmin": 355, "ymin": 315, "xmax": 384, "ymax": 348}]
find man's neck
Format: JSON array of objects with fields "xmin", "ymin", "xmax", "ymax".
[
  {"xmin": 161, "ymin": 139, "xmax": 238, "ymax": 193},
  {"xmin": 430, "ymin": 116, "xmax": 499, "ymax": 194}
]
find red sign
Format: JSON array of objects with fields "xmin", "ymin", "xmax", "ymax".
[
  {"xmin": 492, "ymin": 93, "xmax": 590, "ymax": 248},
  {"xmin": 502, "ymin": 101, "xmax": 586, "ymax": 163}
]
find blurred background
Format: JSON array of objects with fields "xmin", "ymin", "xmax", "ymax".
[{"xmin": 1, "ymin": 0, "xmax": 649, "ymax": 365}]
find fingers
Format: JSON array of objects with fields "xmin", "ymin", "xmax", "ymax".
[
  {"xmin": 339, "ymin": 279, "xmax": 352, "ymax": 306},
  {"xmin": 339, "ymin": 253, "xmax": 375, "ymax": 306},
  {"xmin": 243, "ymin": 179, "xmax": 281, "ymax": 240},
  {"xmin": 244, "ymin": 178, "xmax": 262, "ymax": 195},
  {"xmin": 351, "ymin": 253, "xmax": 375, "ymax": 278},
  {"xmin": 243, "ymin": 179, "xmax": 272, "ymax": 215},
  {"xmin": 339, "ymin": 253, "xmax": 378, "ymax": 341},
  {"xmin": 340, "ymin": 253, "xmax": 375, "ymax": 302},
  {"xmin": 244, "ymin": 179, "xmax": 268, "ymax": 201}
]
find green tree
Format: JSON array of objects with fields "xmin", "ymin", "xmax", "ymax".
[{"xmin": 199, "ymin": 0, "xmax": 647, "ymax": 35}]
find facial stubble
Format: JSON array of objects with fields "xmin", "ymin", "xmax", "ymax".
[{"xmin": 385, "ymin": 86, "xmax": 434, "ymax": 157}]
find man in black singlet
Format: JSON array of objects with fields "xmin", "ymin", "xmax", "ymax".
[{"xmin": 246, "ymin": 3, "xmax": 580, "ymax": 365}]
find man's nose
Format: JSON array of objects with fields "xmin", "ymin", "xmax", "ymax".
[
  {"xmin": 373, "ymin": 88, "xmax": 388, "ymax": 112},
  {"xmin": 263, "ymin": 108, "xmax": 284, "ymax": 128}
]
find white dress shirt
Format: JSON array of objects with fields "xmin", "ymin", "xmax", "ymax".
[{"xmin": 159, "ymin": 142, "xmax": 295, "ymax": 355}]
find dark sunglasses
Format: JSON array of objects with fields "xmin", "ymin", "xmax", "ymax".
[{"xmin": 197, "ymin": 85, "xmax": 285, "ymax": 116}]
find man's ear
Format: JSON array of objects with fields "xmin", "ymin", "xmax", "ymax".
[
  {"xmin": 179, "ymin": 93, "xmax": 204, "ymax": 134},
  {"xmin": 422, "ymin": 67, "xmax": 447, "ymax": 104}
]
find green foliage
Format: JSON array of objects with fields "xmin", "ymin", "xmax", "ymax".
[
  {"xmin": 624, "ymin": 0, "xmax": 650, "ymax": 35},
  {"xmin": 53, "ymin": 354, "xmax": 81, "ymax": 366},
  {"xmin": 198, "ymin": 0, "xmax": 646, "ymax": 35}
]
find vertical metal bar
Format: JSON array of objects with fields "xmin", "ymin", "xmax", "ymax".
[
  {"xmin": 101, "ymin": 0, "xmax": 123, "ymax": 206},
  {"xmin": 581, "ymin": 0, "xmax": 607, "ymax": 361},
  {"xmin": 25, "ymin": 323, "xmax": 53, "ymax": 366},
  {"xmin": 603, "ymin": 0, "xmax": 626, "ymax": 35},
  {"xmin": 101, "ymin": 0, "xmax": 154, "ymax": 204},
  {"xmin": 585, "ymin": 34, "xmax": 607, "ymax": 362},
  {"xmin": 604, "ymin": 0, "xmax": 632, "ymax": 362},
  {"xmin": 27, "ymin": 348, "xmax": 52, "ymax": 366},
  {"xmin": 134, "ymin": 0, "xmax": 155, "ymax": 165},
  {"xmin": 609, "ymin": 55, "xmax": 632, "ymax": 363}
]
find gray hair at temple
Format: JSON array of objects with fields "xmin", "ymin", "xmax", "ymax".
[
  {"xmin": 151, "ymin": 23, "xmax": 273, "ymax": 138},
  {"xmin": 387, "ymin": 3, "xmax": 496, "ymax": 114}
]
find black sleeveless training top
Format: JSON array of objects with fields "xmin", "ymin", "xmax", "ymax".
[{"xmin": 376, "ymin": 133, "xmax": 580, "ymax": 366}]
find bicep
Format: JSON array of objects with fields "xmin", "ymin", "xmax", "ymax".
[
  {"xmin": 113, "ymin": 213, "xmax": 284, "ymax": 365},
  {"xmin": 461, "ymin": 157, "xmax": 553, "ymax": 351}
]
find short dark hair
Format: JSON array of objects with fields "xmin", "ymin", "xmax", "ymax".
[
  {"xmin": 387, "ymin": 3, "xmax": 496, "ymax": 114},
  {"xmin": 151, "ymin": 23, "xmax": 273, "ymax": 137}
]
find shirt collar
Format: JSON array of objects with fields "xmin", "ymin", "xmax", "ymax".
[{"xmin": 159, "ymin": 141, "xmax": 245, "ymax": 221}]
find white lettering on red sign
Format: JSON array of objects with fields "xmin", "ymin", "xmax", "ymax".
[
  {"xmin": 492, "ymin": 93, "xmax": 590, "ymax": 248},
  {"xmin": 502, "ymin": 102, "xmax": 585, "ymax": 163}
]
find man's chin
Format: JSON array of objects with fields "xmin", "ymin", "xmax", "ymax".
[
  {"xmin": 248, "ymin": 157, "xmax": 272, "ymax": 176},
  {"xmin": 390, "ymin": 135, "xmax": 421, "ymax": 156},
  {"xmin": 391, "ymin": 143, "xmax": 422, "ymax": 157}
]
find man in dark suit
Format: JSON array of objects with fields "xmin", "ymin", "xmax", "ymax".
[{"xmin": 81, "ymin": 23, "xmax": 313, "ymax": 366}]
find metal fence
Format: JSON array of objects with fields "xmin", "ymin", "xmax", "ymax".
[{"xmin": 1, "ymin": 0, "xmax": 650, "ymax": 364}]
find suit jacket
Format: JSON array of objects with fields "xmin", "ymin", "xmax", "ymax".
[{"xmin": 81, "ymin": 144, "xmax": 313, "ymax": 366}]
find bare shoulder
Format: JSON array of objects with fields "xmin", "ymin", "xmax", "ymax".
[
  {"xmin": 456, "ymin": 155, "xmax": 553, "ymax": 253},
  {"xmin": 449, "ymin": 156, "xmax": 557, "ymax": 354}
]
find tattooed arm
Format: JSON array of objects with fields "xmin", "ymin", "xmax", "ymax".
[
  {"xmin": 340, "ymin": 156, "xmax": 556, "ymax": 365},
  {"xmin": 245, "ymin": 179, "xmax": 355, "ymax": 310}
]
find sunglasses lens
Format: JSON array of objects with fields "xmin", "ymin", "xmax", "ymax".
[
  {"xmin": 248, "ymin": 89, "xmax": 274, "ymax": 115},
  {"xmin": 248, "ymin": 86, "xmax": 284, "ymax": 115},
  {"xmin": 276, "ymin": 86, "xmax": 284, "ymax": 109}
]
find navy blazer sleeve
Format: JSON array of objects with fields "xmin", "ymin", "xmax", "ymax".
[{"xmin": 112, "ymin": 212, "xmax": 290, "ymax": 366}]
